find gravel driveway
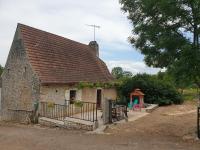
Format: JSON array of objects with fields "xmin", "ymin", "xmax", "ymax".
[{"xmin": 0, "ymin": 101, "xmax": 199, "ymax": 150}]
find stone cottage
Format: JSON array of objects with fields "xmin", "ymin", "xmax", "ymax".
[{"xmin": 1, "ymin": 23, "xmax": 117, "ymax": 118}]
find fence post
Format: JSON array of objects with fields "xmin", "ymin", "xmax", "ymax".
[
  {"xmin": 32, "ymin": 101, "xmax": 39, "ymax": 123},
  {"xmin": 95, "ymin": 103, "xmax": 97, "ymax": 121},
  {"xmin": 102, "ymin": 99, "xmax": 112, "ymax": 124},
  {"xmin": 108, "ymin": 100, "xmax": 113, "ymax": 123}
]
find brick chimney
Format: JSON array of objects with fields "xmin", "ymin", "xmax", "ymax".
[{"xmin": 89, "ymin": 41, "xmax": 99, "ymax": 57}]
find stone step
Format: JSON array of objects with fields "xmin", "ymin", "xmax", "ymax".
[
  {"xmin": 145, "ymin": 104, "xmax": 159, "ymax": 113},
  {"xmin": 39, "ymin": 117, "xmax": 64, "ymax": 127},
  {"xmin": 64, "ymin": 117, "xmax": 94, "ymax": 126},
  {"xmin": 39, "ymin": 117, "xmax": 97, "ymax": 131}
]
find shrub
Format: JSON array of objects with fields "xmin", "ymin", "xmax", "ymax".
[
  {"xmin": 117, "ymin": 74, "xmax": 183, "ymax": 106},
  {"xmin": 47, "ymin": 101, "xmax": 55, "ymax": 108},
  {"xmin": 74, "ymin": 100, "xmax": 84, "ymax": 107}
]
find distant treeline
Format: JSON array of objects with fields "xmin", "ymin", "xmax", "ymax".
[{"xmin": 0, "ymin": 65, "xmax": 4, "ymax": 76}]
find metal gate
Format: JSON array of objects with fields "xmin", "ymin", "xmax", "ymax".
[
  {"xmin": 40, "ymin": 101, "xmax": 97, "ymax": 122},
  {"xmin": 108, "ymin": 100, "xmax": 128, "ymax": 123}
]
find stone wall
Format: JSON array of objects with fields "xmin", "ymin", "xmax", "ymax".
[
  {"xmin": 1, "ymin": 26, "xmax": 40, "ymax": 120},
  {"xmin": 82, "ymin": 88, "xmax": 117, "ymax": 104},
  {"xmin": 40, "ymin": 85, "xmax": 69, "ymax": 105},
  {"xmin": 41, "ymin": 85, "xmax": 117, "ymax": 105},
  {"xmin": 40, "ymin": 85, "xmax": 83, "ymax": 105},
  {"xmin": 103, "ymin": 88, "xmax": 117, "ymax": 101},
  {"xmin": 39, "ymin": 117, "xmax": 96, "ymax": 131},
  {"xmin": 40, "ymin": 85, "xmax": 96, "ymax": 104},
  {"xmin": 82, "ymin": 88, "xmax": 97, "ymax": 103}
]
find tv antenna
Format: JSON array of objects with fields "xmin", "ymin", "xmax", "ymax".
[{"xmin": 86, "ymin": 24, "xmax": 100, "ymax": 41}]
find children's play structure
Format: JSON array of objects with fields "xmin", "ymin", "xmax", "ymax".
[{"xmin": 128, "ymin": 89, "xmax": 144, "ymax": 111}]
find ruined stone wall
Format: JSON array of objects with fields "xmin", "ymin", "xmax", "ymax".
[{"xmin": 1, "ymin": 27, "xmax": 40, "ymax": 117}]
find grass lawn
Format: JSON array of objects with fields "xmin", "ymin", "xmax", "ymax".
[{"xmin": 182, "ymin": 88, "xmax": 199, "ymax": 101}]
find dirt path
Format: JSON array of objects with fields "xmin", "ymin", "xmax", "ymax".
[
  {"xmin": 107, "ymin": 101, "xmax": 198, "ymax": 137},
  {"xmin": 0, "ymin": 102, "xmax": 199, "ymax": 150}
]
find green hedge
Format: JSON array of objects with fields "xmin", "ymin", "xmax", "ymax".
[{"xmin": 117, "ymin": 74, "xmax": 183, "ymax": 106}]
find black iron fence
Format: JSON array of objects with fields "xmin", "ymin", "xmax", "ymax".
[
  {"xmin": 40, "ymin": 101, "xmax": 97, "ymax": 122},
  {"xmin": 198, "ymin": 106, "xmax": 200, "ymax": 139},
  {"xmin": 108, "ymin": 100, "xmax": 128, "ymax": 123},
  {"xmin": 40, "ymin": 102, "xmax": 66, "ymax": 121}
]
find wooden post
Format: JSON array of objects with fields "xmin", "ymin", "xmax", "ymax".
[{"xmin": 102, "ymin": 99, "xmax": 111, "ymax": 124}]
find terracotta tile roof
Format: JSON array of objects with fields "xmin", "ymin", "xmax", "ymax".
[{"xmin": 18, "ymin": 24, "xmax": 114, "ymax": 84}]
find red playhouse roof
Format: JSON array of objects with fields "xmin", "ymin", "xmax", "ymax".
[{"xmin": 130, "ymin": 89, "xmax": 145, "ymax": 96}]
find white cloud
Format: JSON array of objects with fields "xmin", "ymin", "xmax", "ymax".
[
  {"xmin": 106, "ymin": 60, "xmax": 161, "ymax": 75},
  {"xmin": 0, "ymin": 0, "xmax": 160, "ymax": 75},
  {"xmin": 0, "ymin": 0, "xmax": 133, "ymax": 66}
]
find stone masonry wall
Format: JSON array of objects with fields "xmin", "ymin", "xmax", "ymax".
[
  {"xmin": 41, "ymin": 85, "xmax": 117, "ymax": 106},
  {"xmin": 40, "ymin": 85, "xmax": 70, "ymax": 105},
  {"xmin": 82, "ymin": 88, "xmax": 97, "ymax": 103},
  {"xmin": 1, "ymin": 26, "xmax": 40, "ymax": 120},
  {"xmin": 103, "ymin": 88, "xmax": 117, "ymax": 101},
  {"xmin": 82, "ymin": 88, "xmax": 117, "ymax": 104},
  {"xmin": 40, "ymin": 85, "xmax": 94, "ymax": 104}
]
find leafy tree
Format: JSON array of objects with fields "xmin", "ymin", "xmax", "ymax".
[
  {"xmin": 120, "ymin": 0, "xmax": 200, "ymax": 87},
  {"xmin": 123, "ymin": 71, "xmax": 133, "ymax": 78},
  {"xmin": 111, "ymin": 67, "xmax": 133, "ymax": 79},
  {"xmin": 111, "ymin": 67, "xmax": 124, "ymax": 79},
  {"xmin": 118, "ymin": 73, "xmax": 183, "ymax": 106},
  {"xmin": 0, "ymin": 65, "xmax": 3, "ymax": 76},
  {"xmin": 156, "ymin": 70, "xmax": 193, "ymax": 94}
]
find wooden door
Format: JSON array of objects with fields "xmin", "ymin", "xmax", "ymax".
[{"xmin": 97, "ymin": 89, "xmax": 102, "ymax": 108}]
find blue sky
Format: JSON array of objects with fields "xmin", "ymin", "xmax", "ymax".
[{"xmin": 0, "ymin": 0, "xmax": 160, "ymax": 74}]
